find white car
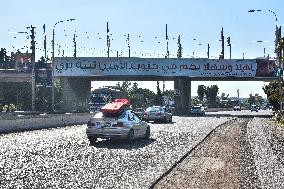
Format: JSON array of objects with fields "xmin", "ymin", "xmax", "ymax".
[
  {"xmin": 233, "ymin": 105, "xmax": 241, "ymax": 111},
  {"xmin": 251, "ymin": 105, "xmax": 258, "ymax": 112},
  {"xmin": 191, "ymin": 106, "xmax": 205, "ymax": 115},
  {"xmin": 86, "ymin": 109, "xmax": 150, "ymax": 143}
]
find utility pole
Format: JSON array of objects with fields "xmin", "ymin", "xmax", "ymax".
[
  {"xmin": 227, "ymin": 36, "xmax": 231, "ymax": 59},
  {"xmin": 27, "ymin": 25, "xmax": 36, "ymax": 111},
  {"xmin": 107, "ymin": 22, "xmax": 110, "ymax": 57},
  {"xmin": 177, "ymin": 35, "xmax": 182, "ymax": 58},
  {"xmin": 166, "ymin": 24, "xmax": 169, "ymax": 58},
  {"xmin": 73, "ymin": 34, "xmax": 77, "ymax": 57},
  {"xmin": 276, "ymin": 26, "xmax": 283, "ymax": 111},
  {"xmin": 220, "ymin": 27, "xmax": 224, "ymax": 59},
  {"xmin": 264, "ymin": 47, "xmax": 266, "ymax": 57},
  {"xmin": 163, "ymin": 24, "xmax": 170, "ymax": 94},
  {"xmin": 277, "ymin": 26, "xmax": 282, "ymax": 67},
  {"xmin": 127, "ymin": 33, "xmax": 130, "ymax": 57},
  {"xmin": 237, "ymin": 89, "xmax": 240, "ymax": 104},
  {"xmin": 207, "ymin": 43, "xmax": 210, "ymax": 58},
  {"xmin": 43, "ymin": 24, "xmax": 47, "ymax": 59}
]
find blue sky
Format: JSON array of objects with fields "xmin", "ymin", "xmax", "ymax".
[{"xmin": 1, "ymin": 0, "xmax": 283, "ymax": 97}]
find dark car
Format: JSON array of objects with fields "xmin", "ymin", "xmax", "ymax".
[{"xmin": 134, "ymin": 108, "xmax": 145, "ymax": 119}]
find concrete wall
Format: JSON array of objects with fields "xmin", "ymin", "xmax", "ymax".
[
  {"xmin": 174, "ymin": 77, "xmax": 191, "ymax": 116},
  {"xmin": 0, "ymin": 113, "xmax": 93, "ymax": 134},
  {"xmin": 60, "ymin": 77, "xmax": 91, "ymax": 112}
]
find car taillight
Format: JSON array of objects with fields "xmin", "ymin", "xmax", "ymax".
[{"xmin": 156, "ymin": 112, "xmax": 161, "ymax": 115}]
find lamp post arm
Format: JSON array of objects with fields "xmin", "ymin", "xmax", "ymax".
[
  {"xmin": 51, "ymin": 19, "xmax": 76, "ymax": 112},
  {"xmin": 268, "ymin": 9, "xmax": 278, "ymax": 26}
]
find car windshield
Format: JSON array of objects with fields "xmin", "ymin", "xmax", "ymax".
[{"xmin": 90, "ymin": 96, "xmax": 105, "ymax": 103}]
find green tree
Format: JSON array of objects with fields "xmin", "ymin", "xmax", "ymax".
[
  {"xmin": 36, "ymin": 86, "xmax": 51, "ymax": 111},
  {"xmin": 132, "ymin": 82, "xmax": 138, "ymax": 91},
  {"xmin": 129, "ymin": 87, "xmax": 155, "ymax": 109},
  {"xmin": 191, "ymin": 96, "xmax": 201, "ymax": 106},
  {"xmin": 139, "ymin": 88, "xmax": 155, "ymax": 107},
  {"xmin": 177, "ymin": 35, "xmax": 183, "ymax": 58},
  {"xmin": 263, "ymin": 81, "xmax": 283, "ymax": 110},
  {"xmin": 205, "ymin": 85, "xmax": 219, "ymax": 108},
  {"xmin": 246, "ymin": 93, "xmax": 264, "ymax": 108},
  {"xmin": 278, "ymin": 37, "xmax": 284, "ymax": 62},
  {"xmin": 197, "ymin": 85, "xmax": 206, "ymax": 102},
  {"xmin": 153, "ymin": 81, "xmax": 163, "ymax": 106},
  {"xmin": 247, "ymin": 93, "xmax": 256, "ymax": 106},
  {"xmin": 121, "ymin": 81, "xmax": 132, "ymax": 92},
  {"xmin": 162, "ymin": 89, "xmax": 175, "ymax": 105},
  {"xmin": 112, "ymin": 82, "xmax": 155, "ymax": 108},
  {"xmin": 0, "ymin": 82, "xmax": 32, "ymax": 111}
]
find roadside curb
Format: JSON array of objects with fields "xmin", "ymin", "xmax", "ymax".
[{"xmin": 0, "ymin": 113, "xmax": 93, "ymax": 134}]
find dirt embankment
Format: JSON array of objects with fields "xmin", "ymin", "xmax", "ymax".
[{"xmin": 153, "ymin": 118, "xmax": 261, "ymax": 189}]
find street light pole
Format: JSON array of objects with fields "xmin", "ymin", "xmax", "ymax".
[
  {"xmin": 248, "ymin": 9, "xmax": 279, "ymax": 65},
  {"xmin": 51, "ymin": 19, "xmax": 76, "ymax": 112},
  {"xmin": 249, "ymin": 9, "xmax": 282, "ymax": 111},
  {"xmin": 27, "ymin": 25, "xmax": 36, "ymax": 111},
  {"xmin": 51, "ymin": 28, "xmax": 55, "ymax": 112}
]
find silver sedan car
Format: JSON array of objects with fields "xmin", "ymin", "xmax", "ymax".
[
  {"xmin": 86, "ymin": 109, "xmax": 150, "ymax": 143},
  {"xmin": 143, "ymin": 106, "xmax": 172, "ymax": 123}
]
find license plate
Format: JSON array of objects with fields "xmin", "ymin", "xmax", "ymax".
[{"xmin": 95, "ymin": 122, "xmax": 101, "ymax": 128}]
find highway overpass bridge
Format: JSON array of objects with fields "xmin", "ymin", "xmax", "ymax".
[{"xmin": 1, "ymin": 57, "xmax": 278, "ymax": 115}]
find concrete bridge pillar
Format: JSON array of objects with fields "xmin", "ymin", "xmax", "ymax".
[
  {"xmin": 174, "ymin": 77, "xmax": 191, "ymax": 116},
  {"xmin": 60, "ymin": 77, "xmax": 91, "ymax": 112}
]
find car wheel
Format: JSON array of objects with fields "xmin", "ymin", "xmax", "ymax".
[
  {"xmin": 127, "ymin": 129, "xmax": 134, "ymax": 142},
  {"xmin": 163, "ymin": 116, "xmax": 167, "ymax": 123},
  {"xmin": 88, "ymin": 137, "xmax": 97, "ymax": 143},
  {"xmin": 145, "ymin": 126, "xmax": 150, "ymax": 139}
]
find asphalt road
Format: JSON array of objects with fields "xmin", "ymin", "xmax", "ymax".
[{"xmin": 0, "ymin": 116, "xmax": 231, "ymax": 189}]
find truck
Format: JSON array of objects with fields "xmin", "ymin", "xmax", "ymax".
[{"xmin": 89, "ymin": 88, "xmax": 128, "ymax": 113}]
